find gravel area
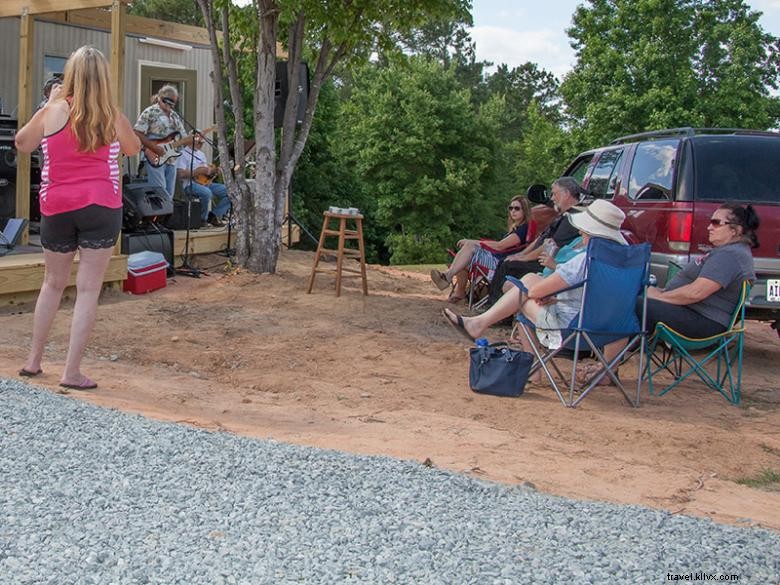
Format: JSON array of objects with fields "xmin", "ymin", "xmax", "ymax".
[{"xmin": 1, "ymin": 378, "xmax": 779, "ymax": 585}]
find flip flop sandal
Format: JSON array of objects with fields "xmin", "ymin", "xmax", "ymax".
[
  {"xmin": 59, "ymin": 378, "xmax": 98, "ymax": 391},
  {"xmin": 430, "ymin": 269, "xmax": 451, "ymax": 291},
  {"xmin": 442, "ymin": 308, "xmax": 476, "ymax": 342},
  {"xmin": 576, "ymin": 363, "xmax": 618, "ymax": 387},
  {"xmin": 19, "ymin": 368, "xmax": 43, "ymax": 377}
]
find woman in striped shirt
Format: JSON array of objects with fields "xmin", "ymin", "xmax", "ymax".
[{"xmin": 15, "ymin": 45, "xmax": 140, "ymax": 391}]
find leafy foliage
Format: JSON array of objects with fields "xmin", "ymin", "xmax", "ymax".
[
  {"xmin": 562, "ymin": 0, "xmax": 780, "ymax": 145},
  {"xmin": 336, "ymin": 57, "xmax": 519, "ymax": 264},
  {"xmin": 127, "ymin": 0, "xmax": 205, "ymax": 27},
  {"xmin": 514, "ymin": 101, "xmax": 579, "ymax": 190}
]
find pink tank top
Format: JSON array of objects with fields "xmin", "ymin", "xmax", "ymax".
[{"xmin": 38, "ymin": 121, "xmax": 121, "ymax": 216}]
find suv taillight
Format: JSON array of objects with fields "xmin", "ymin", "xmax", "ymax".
[{"xmin": 668, "ymin": 212, "xmax": 692, "ymax": 252}]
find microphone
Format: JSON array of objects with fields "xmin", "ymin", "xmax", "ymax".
[{"xmin": 161, "ymin": 96, "xmax": 176, "ymax": 107}]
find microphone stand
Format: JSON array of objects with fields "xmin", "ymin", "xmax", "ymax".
[{"xmin": 168, "ymin": 105, "xmax": 217, "ymax": 278}]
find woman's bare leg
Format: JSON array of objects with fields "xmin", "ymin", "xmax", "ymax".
[
  {"xmin": 445, "ymin": 242, "xmax": 476, "ymax": 281},
  {"xmin": 451, "ymin": 269, "xmax": 468, "ymax": 299},
  {"xmin": 22, "ymin": 249, "xmax": 76, "ymax": 374},
  {"xmin": 61, "ymin": 247, "xmax": 114, "ymax": 385}
]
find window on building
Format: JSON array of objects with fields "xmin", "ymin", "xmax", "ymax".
[{"xmin": 43, "ymin": 55, "xmax": 67, "ymax": 80}]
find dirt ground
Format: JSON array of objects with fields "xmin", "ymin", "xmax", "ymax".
[{"xmin": 1, "ymin": 249, "xmax": 779, "ymax": 531}]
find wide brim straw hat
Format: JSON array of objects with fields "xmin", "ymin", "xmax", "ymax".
[{"xmin": 568, "ymin": 199, "xmax": 628, "ymax": 245}]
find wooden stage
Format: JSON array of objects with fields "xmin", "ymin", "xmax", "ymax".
[{"xmin": 0, "ymin": 224, "xmax": 284, "ymax": 306}]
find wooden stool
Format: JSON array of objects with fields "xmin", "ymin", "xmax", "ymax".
[{"xmin": 307, "ymin": 211, "xmax": 368, "ymax": 297}]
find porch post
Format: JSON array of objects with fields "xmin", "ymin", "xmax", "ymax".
[{"xmin": 16, "ymin": 8, "xmax": 34, "ymax": 245}]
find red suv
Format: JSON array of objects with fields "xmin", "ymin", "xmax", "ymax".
[{"xmin": 530, "ymin": 128, "xmax": 780, "ymax": 334}]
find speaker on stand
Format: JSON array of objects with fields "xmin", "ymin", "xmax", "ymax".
[{"xmin": 122, "ymin": 181, "xmax": 173, "ymax": 230}]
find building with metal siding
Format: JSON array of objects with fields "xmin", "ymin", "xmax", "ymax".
[{"xmin": 0, "ymin": 16, "xmax": 215, "ymax": 136}]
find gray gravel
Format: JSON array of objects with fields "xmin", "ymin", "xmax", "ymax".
[{"xmin": 1, "ymin": 378, "xmax": 778, "ymax": 585}]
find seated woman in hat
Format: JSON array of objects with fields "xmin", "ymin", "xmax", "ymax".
[{"xmin": 442, "ymin": 199, "xmax": 629, "ymax": 380}]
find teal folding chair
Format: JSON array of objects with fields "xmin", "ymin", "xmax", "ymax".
[{"xmin": 645, "ymin": 281, "xmax": 750, "ymax": 404}]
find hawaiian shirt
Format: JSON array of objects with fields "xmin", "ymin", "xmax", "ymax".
[{"xmin": 134, "ymin": 103, "xmax": 186, "ymax": 164}]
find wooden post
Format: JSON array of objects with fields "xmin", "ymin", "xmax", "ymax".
[
  {"xmin": 110, "ymin": 0, "xmax": 126, "ymax": 256},
  {"xmin": 110, "ymin": 0, "xmax": 125, "ymax": 110},
  {"xmin": 16, "ymin": 9, "xmax": 34, "ymax": 245}
]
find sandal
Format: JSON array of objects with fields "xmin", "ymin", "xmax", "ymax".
[
  {"xmin": 430, "ymin": 269, "xmax": 450, "ymax": 291},
  {"xmin": 442, "ymin": 308, "xmax": 476, "ymax": 342},
  {"xmin": 576, "ymin": 362, "xmax": 618, "ymax": 387},
  {"xmin": 59, "ymin": 377, "xmax": 98, "ymax": 391},
  {"xmin": 447, "ymin": 292, "xmax": 466, "ymax": 304}
]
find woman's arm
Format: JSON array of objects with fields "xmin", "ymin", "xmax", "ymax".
[
  {"xmin": 646, "ymin": 277, "xmax": 721, "ymax": 305},
  {"xmin": 485, "ymin": 232, "xmax": 522, "ymax": 251},
  {"xmin": 527, "ymin": 273, "xmax": 567, "ymax": 299},
  {"xmin": 116, "ymin": 113, "xmax": 141, "ymax": 156},
  {"xmin": 14, "ymin": 108, "xmax": 47, "ymax": 153}
]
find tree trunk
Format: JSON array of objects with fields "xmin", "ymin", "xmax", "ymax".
[{"xmin": 247, "ymin": 0, "xmax": 280, "ymax": 273}]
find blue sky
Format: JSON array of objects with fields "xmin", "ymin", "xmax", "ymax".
[{"xmin": 470, "ymin": 0, "xmax": 780, "ymax": 80}]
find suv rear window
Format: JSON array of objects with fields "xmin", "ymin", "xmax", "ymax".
[
  {"xmin": 693, "ymin": 136, "xmax": 780, "ymax": 203},
  {"xmin": 588, "ymin": 148, "xmax": 623, "ymax": 199},
  {"xmin": 628, "ymin": 139, "xmax": 678, "ymax": 199}
]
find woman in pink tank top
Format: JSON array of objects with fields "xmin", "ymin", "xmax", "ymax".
[{"xmin": 15, "ymin": 45, "xmax": 140, "ymax": 390}]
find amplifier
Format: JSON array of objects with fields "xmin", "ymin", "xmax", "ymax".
[
  {"xmin": 1, "ymin": 136, "xmax": 43, "ymax": 181},
  {"xmin": 121, "ymin": 225, "xmax": 174, "ymax": 269},
  {"xmin": 0, "ymin": 114, "xmax": 15, "ymax": 140},
  {"xmin": 166, "ymin": 199, "xmax": 202, "ymax": 230}
]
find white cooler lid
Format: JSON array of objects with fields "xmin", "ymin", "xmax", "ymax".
[{"xmin": 127, "ymin": 250, "xmax": 168, "ymax": 271}]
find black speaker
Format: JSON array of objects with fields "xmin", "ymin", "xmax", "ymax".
[
  {"xmin": 0, "ymin": 179, "xmax": 15, "ymax": 220},
  {"xmin": 121, "ymin": 225, "xmax": 174, "ymax": 269},
  {"xmin": 274, "ymin": 61, "xmax": 309, "ymax": 128},
  {"xmin": 0, "ymin": 138, "xmax": 16, "ymax": 181},
  {"xmin": 122, "ymin": 182, "xmax": 173, "ymax": 230},
  {"xmin": 0, "ymin": 133, "xmax": 41, "ymax": 181},
  {"xmin": 166, "ymin": 199, "xmax": 202, "ymax": 230}
]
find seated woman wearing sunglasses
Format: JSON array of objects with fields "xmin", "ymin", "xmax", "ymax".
[
  {"xmin": 644, "ymin": 204, "xmax": 759, "ymax": 338},
  {"xmin": 430, "ymin": 195, "xmax": 531, "ymax": 303}
]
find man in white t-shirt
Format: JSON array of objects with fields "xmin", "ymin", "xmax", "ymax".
[{"xmin": 176, "ymin": 137, "xmax": 230, "ymax": 228}]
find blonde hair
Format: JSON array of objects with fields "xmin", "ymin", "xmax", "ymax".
[
  {"xmin": 59, "ymin": 46, "xmax": 118, "ymax": 152},
  {"xmin": 507, "ymin": 195, "xmax": 531, "ymax": 232}
]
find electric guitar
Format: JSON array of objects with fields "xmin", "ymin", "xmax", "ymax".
[{"xmin": 142, "ymin": 126, "xmax": 216, "ymax": 168}]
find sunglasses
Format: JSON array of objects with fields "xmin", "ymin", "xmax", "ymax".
[
  {"xmin": 708, "ymin": 218, "xmax": 735, "ymax": 227},
  {"xmin": 508, "ymin": 205, "xmax": 523, "ymax": 211}
]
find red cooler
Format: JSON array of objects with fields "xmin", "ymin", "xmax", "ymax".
[{"xmin": 123, "ymin": 251, "xmax": 168, "ymax": 294}]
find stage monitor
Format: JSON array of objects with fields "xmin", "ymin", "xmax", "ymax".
[{"xmin": 1, "ymin": 217, "xmax": 27, "ymax": 248}]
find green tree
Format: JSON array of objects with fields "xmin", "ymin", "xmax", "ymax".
[
  {"xmin": 127, "ymin": 0, "xmax": 205, "ymax": 27},
  {"xmin": 397, "ymin": 2, "xmax": 486, "ymax": 92},
  {"xmin": 194, "ymin": 0, "xmax": 466, "ymax": 273},
  {"xmin": 562, "ymin": 0, "xmax": 780, "ymax": 145},
  {"xmin": 483, "ymin": 63, "xmax": 561, "ymax": 137},
  {"xmin": 337, "ymin": 57, "xmax": 507, "ymax": 264},
  {"xmin": 514, "ymin": 101, "xmax": 578, "ymax": 190}
]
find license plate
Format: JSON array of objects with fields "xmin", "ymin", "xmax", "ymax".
[{"xmin": 768, "ymin": 279, "xmax": 780, "ymax": 302}]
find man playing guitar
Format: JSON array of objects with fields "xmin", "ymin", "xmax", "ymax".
[
  {"xmin": 133, "ymin": 85, "xmax": 187, "ymax": 199},
  {"xmin": 176, "ymin": 136, "xmax": 230, "ymax": 228}
]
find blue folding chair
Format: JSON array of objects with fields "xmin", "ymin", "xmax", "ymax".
[
  {"xmin": 514, "ymin": 239, "xmax": 652, "ymax": 407},
  {"xmin": 645, "ymin": 281, "xmax": 750, "ymax": 404}
]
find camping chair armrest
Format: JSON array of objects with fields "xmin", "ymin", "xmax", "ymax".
[
  {"xmin": 505, "ymin": 275, "xmax": 585, "ymax": 301},
  {"xmin": 479, "ymin": 239, "xmax": 528, "ymax": 255}
]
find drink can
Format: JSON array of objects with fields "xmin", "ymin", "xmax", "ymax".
[{"xmin": 543, "ymin": 238, "xmax": 558, "ymax": 258}]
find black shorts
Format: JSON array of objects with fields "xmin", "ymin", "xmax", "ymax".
[
  {"xmin": 642, "ymin": 299, "xmax": 726, "ymax": 338},
  {"xmin": 40, "ymin": 204, "xmax": 122, "ymax": 253}
]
